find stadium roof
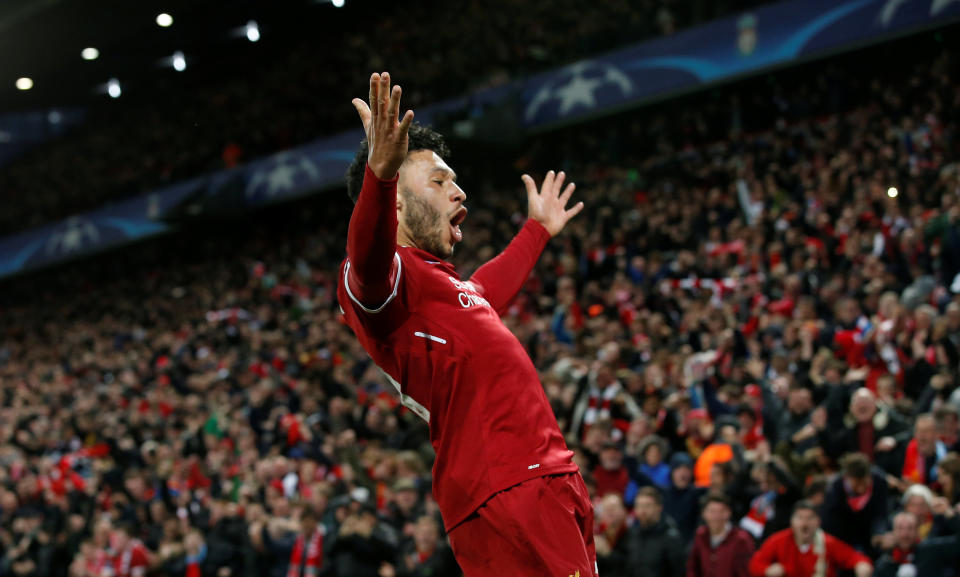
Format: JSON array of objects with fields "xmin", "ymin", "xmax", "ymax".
[{"xmin": 0, "ymin": 0, "xmax": 352, "ymax": 113}]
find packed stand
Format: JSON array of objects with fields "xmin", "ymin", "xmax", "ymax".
[
  {"xmin": 0, "ymin": 0, "xmax": 768, "ymax": 235},
  {"xmin": 1, "ymin": 28, "xmax": 960, "ymax": 577}
]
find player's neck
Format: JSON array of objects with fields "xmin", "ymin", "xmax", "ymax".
[{"xmin": 397, "ymin": 230, "xmax": 418, "ymax": 251}]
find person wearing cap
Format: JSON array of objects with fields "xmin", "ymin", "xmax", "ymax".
[
  {"xmin": 748, "ymin": 501, "xmax": 872, "ymax": 577},
  {"xmin": 737, "ymin": 403, "xmax": 767, "ymax": 453},
  {"xmin": 593, "ymin": 441, "xmax": 630, "ymax": 497},
  {"xmin": 662, "ymin": 452, "xmax": 705, "ymax": 543},
  {"xmin": 382, "ymin": 479, "xmax": 425, "ymax": 538}
]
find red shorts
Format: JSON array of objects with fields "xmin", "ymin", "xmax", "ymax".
[{"xmin": 448, "ymin": 472, "xmax": 597, "ymax": 577}]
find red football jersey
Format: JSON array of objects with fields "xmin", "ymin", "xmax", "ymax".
[{"xmin": 338, "ymin": 170, "xmax": 576, "ymax": 531}]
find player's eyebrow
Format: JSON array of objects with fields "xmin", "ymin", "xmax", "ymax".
[{"xmin": 431, "ymin": 167, "xmax": 457, "ymax": 182}]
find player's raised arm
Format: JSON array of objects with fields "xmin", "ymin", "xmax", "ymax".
[
  {"xmin": 345, "ymin": 72, "xmax": 415, "ymax": 311},
  {"xmin": 468, "ymin": 170, "xmax": 584, "ymax": 313}
]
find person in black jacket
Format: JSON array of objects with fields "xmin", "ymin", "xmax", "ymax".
[
  {"xmin": 662, "ymin": 453, "xmax": 705, "ymax": 544},
  {"xmin": 624, "ymin": 487, "xmax": 686, "ymax": 577},
  {"xmin": 382, "ymin": 516, "xmax": 459, "ymax": 577},
  {"xmin": 817, "ymin": 387, "xmax": 909, "ymax": 473},
  {"xmin": 595, "ymin": 493, "xmax": 631, "ymax": 577},
  {"xmin": 821, "ymin": 453, "xmax": 890, "ymax": 555},
  {"xmin": 327, "ymin": 505, "xmax": 399, "ymax": 577}
]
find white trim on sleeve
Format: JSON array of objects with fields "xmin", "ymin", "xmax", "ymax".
[{"xmin": 343, "ymin": 252, "xmax": 402, "ymax": 313}]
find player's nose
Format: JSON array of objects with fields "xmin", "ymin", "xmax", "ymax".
[{"xmin": 450, "ymin": 183, "xmax": 466, "ymax": 204}]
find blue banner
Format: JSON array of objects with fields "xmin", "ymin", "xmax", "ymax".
[
  {"xmin": 520, "ymin": 0, "xmax": 960, "ymax": 128},
  {"xmin": 2, "ymin": 0, "xmax": 958, "ymax": 279}
]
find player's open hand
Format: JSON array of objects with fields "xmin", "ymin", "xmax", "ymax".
[
  {"xmin": 522, "ymin": 170, "xmax": 584, "ymax": 237},
  {"xmin": 352, "ymin": 72, "xmax": 414, "ymax": 181}
]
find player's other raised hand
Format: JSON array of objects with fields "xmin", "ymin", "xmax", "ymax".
[
  {"xmin": 521, "ymin": 170, "xmax": 585, "ymax": 237},
  {"xmin": 352, "ymin": 72, "xmax": 415, "ymax": 180}
]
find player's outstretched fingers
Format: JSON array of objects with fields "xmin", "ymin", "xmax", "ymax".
[
  {"xmin": 521, "ymin": 174, "xmax": 538, "ymax": 199},
  {"xmin": 388, "ymin": 85, "xmax": 402, "ymax": 124},
  {"xmin": 379, "ymin": 72, "xmax": 391, "ymax": 120},
  {"xmin": 553, "ymin": 171, "xmax": 566, "ymax": 197},
  {"xmin": 542, "ymin": 170, "xmax": 555, "ymax": 196},
  {"xmin": 559, "ymin": 182, "xmax": 576, "ymax": 206},
  {"xmin": 398, "ymin": 109, "xmax": 415, "ymax": 134},
  {"xmin": 369, "ymin": 73, "xmax": 380, "ymax": 123},
  {"xmin": 566, "ymin": 200, "xmax": 585, "ymax": 219},
  {"xmin": 352, "ymin": 98, "xmax": 371, "ymax": 128}
]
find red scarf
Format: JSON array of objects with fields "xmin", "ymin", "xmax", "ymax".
[
  {"xmin": 845, "ymin": 479, "xmax": 873, "ymax": 512},
  {"xmin": 902, "ymin": 439, "xmax": 926, "ymax": 484},
  {"xmin": 287, "ymin": 530, "xmax": 323, "ymax": 577},
  {"xmin": 891, "ymin": 546, "xmax": 915, "ymax": 564}
]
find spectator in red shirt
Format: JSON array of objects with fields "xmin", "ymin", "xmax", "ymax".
[
  {"xmin": 748, "ymin": 501, "xmax": 872, "ymax": 577},
  {"xmin": 110, "ymin": 523, "xmax": 151, "ymax": 577},
  {"xmin": 688, "ymin": 494, "xmax": 755, "ymax": 577},
  {"xmin": 594, "ymin": 442, "xmax": 630, "ymax": 497}
]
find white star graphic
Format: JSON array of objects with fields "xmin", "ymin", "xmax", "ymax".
[
  {"xmin": 246, "ymin": 153, "xmax": 321, "ymax": 198},
  {"xmin": 555, "ymin": 74, "xmax": 603, "ymax": 116},
  {"xmin": 47, "ymin": 218, "xmax": 99, "ymax": 254},
  {"xmin": 265, "ymin": 163, "xmax": 298, "ymax": 195},
  {"xmin": 932, "ymin": 0, "xmax": 960, "ymax": 16},
  {"xmin": 878, "ymin": 0, "xmax": 909, "ymax": 25}
]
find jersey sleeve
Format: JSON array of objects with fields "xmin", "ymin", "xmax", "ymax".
[
  {"xmin": 467, "ymin": 218, "xmax": 550, "ymax": 314},
  {"xmin": 344, "ymin": 164, "xmax": 401, "ymax": 312}
]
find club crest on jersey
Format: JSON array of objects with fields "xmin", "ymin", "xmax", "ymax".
[{"xmin": 447, "ymin": 276, "xmax": 491, "ymax": 309}]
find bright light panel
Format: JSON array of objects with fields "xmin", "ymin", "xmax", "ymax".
[
  {"xmin": 246, "ymin": 20, "xmax": 260, "ymax": 42},
  {"xmin": 172, "ymin": 51, "xmax": 186, "ymax": 72}
]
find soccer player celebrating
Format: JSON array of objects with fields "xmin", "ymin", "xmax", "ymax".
[{"xmin": 338, "ymin": 71, "xmax": 593, "ymax": 576}]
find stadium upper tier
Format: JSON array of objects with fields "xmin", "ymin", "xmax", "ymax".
[{"xmin": 0, "ymin": 0, "xmax": 771, "ymax": 237}]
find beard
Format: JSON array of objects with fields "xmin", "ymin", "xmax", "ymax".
[{"xmin": 401, "ymin": 188, "xmax": 452, "ymax": 258}]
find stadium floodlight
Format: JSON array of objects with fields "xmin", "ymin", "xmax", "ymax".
[
  {"xmin": 332, "ymin": 0, "xmax": 345, "ymax": 7},
  {"xmin": 245, "ymin": 20, "xmax": 260, "ymax": 42},
  {"xmin": 107, "ymin": 78, "xmax": 121, "ymax": 98},
  {"xmin": 156, "ymin": 13, "xmax": 173, "ymax": 27},
  {"xmin": 15, "ymin": 77, "xmax": 33, "ymax": 90},
  {"xmin": 887, "ymin": 187, "xmax": 899, "ymax": 198},
  {"xmin": 172, "ymin": 51, "xmax": 186, "ymax": 72},
  {"xmin": 81, "ymin": 47, "xmax": 99, "ymax": 61}
]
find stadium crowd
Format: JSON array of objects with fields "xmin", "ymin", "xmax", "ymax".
[
  {"xmin": 0, "ymin": 0, "xmax": 766, "ymax": 236},
  {"xmin": 1, "ymin": 18, "xmax": 960, "ymax": 577}
]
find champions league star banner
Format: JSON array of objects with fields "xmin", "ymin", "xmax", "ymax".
[
  {"xmin": 3, "ymin": 0, "xmax": 959, "ymax": 279},
  {"xmin": 520, "ymin": 0, "xmax": 960, "ymax": 128},
  {"xmin": 0, "ymin": 178, "xmax": 203, "ymax": 278}
]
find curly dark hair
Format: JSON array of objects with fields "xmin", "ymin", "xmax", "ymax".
[{"xmin": 345, "ymin": 123, "xmax": 451, "ymax": 203}]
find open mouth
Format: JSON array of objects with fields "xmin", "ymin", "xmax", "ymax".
[{"xmin": 449, "ymin": 206, "xmax": 467, "ymax": 243}]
